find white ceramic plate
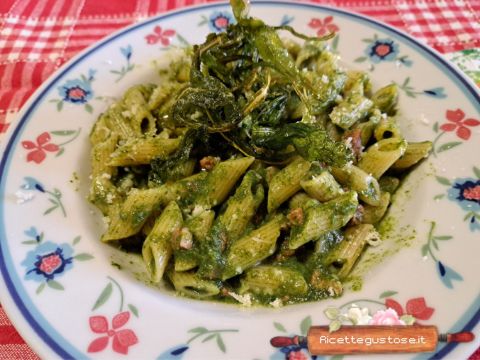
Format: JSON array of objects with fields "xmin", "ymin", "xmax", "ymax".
[{"xmin": 1, "ymin": 1, "xmax": 479, "ymax": 359}]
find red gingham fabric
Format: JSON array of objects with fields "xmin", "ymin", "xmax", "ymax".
[{"xmin": 0, "ymin": 0, "xmax": 479, "ymax": 359}]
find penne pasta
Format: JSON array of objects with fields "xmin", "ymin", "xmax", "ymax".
[
  {"xmin": 325, "ymin": 224, "xmax": 381, "ymax": 279},
  {"xmin": 391, "ymin": 141, "xmax": 433, "ymax": 170},
  {"xmin": 288, "ymin": 191, "xmax": 359, "ymax": 249},
  {"xmin": 239, "ymin": 265, "xmax": 308, "ymax": 297},
  {"xmin": 268, "ymin": 157, "xmax": 311, "ymax": 213},
  {"xmin": 223, "ymin": 214, "xmax": 285, "ymax": 280},
  {"xmin": 142, "ymin": 201, "xmax": 183, "ymax": 283},
  {"xmin": 108, "ymin": 137, "xmax": 181, "ymax": 166},
  {"xmin": 358, "ymin": 137, "xmax": 408, "ymax": 179},
  {"xmin": 331, "ymin": 164, "xmax": 381, "ymax": 206}
]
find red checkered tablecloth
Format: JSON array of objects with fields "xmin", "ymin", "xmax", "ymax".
[{"xmin": 0, "ymin": 0, "xmax": 479, "ymax": 358}]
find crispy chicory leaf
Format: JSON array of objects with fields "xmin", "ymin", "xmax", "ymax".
[
  {"xmin": 251, "ymin": 123, "xmax": 353, "ymax": 167},
  {"xmin": 149, "ymin": 129, "xmax": 199, "ymax": 184}
]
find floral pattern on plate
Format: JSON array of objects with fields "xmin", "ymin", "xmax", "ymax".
[
  {"xmin": 157, "ymin": 327, "xmax": 239, "ymax": 359},
  {"xmin": 88, "ymin": 276, "xmax": 140, "ymax": 355},
  {"xmin": 50, "ymin": 69, "xmax": 97, "ymax": 113},
  {"xmin": 21, "ymin": 129, "xmax": 81, "ymax": 163},
  {"xmin": 395, "ymin": 77, "xmax": 446, "ymax": 99},
  {"xmin": 435, "ymin": 167, "xmax": 480, "ymax": 231},
  {"xmin": 308, "ymin": 16, "xmax": 339, "ymax": 37},
  {"xmin": 18, "ymin": 177, "xmax": 66, "ymax": 216},
  {"xmin": 431, "ymin": 108, "xmax": 480, "ymax": 156},
  {"xmin": 110, "ymin": 45, "xmax": 135, "ymax": 83},
  {"xmin": 354, "ymin": 34, "xmax": 412, "ymax": 70},
  {"xmin": 198, "ymin": 11, "xmax": 235, "ymax": 32},
  {"xmin": 422, "ymin": 221, "xmax": 463, "ymax": 288},
  {"xmin": 21, "ymin": 227, "xmax": 93, "ymax": 294}
]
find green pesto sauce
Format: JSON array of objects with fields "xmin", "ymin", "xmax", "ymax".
[
  {"xmin": 131, "ymin": 208, "xmax": 150, "ymax": 226},
  {"xmin": 348, "ymin": 276, "xmax": 363, "ymax": 292}
]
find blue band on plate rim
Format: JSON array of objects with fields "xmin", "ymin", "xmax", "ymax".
[{"xmin": 0, "ymin": 1, "xmax": 479, "ymax": 358}]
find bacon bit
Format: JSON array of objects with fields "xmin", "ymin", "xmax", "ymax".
[
  {"xmin": 310, "ymin": 271, "xmax": 343, "ymax": 295},
  {"xmin": 349, "ymin": 204, "xmax": 364, "ymax": 226},
  {"xmin": 179, "ymin": 228, "xmax": 193, "ymax": 250},
  {"xmin": 218, "ymin": 229, "xmax": 229, "ymax": 252},
  {"xmin": 287, "ymin": 207, "xmax": 304, "ymax": 226},
  {"xmin": 200, "ymin": 156, "xmax": 220, "ymax": 171},
  {"xmin": 344, "ymin": 127, "xmax": 363, "ymax": 161},
  {"xmin": 252, "ymin": 212, "xmax": 263, "ymax": 226},
  {"xmin": 275, "ymin": 247, "xmax": 296, "ymax": 262},
  {"xmin": 221, "ymin": 288, "xmax": 230, "ymax": 296},
  {"xmin": 265, "ymin": 166, "xmax": 279, "ymax": 184}
]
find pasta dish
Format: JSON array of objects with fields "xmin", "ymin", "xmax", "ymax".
[{"xmin": 89, "ymin": 0, "xmax": 431, "ymax": 306}]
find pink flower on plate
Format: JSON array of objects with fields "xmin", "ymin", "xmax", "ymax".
[
  {"xmin": 369, "ymin": 308, "xmax": 405, "ymax": 325},
  {"xmin": 87, "ymin": 311, "xmax": 138, "ymax": 354},
  {"xmin": 145, "ymin": 26, "xmax": 176, "ymax": 46},
  {"xmin": 21, "ymin": 132, "xmax": 59, "ymax": 164},
  {"xmin": 440, "ymin": 109, "xmax": 480, "ymax": 140},
  {"xmin": 308, "ymin": 16, "xmax": 339, "ymax": 37}
]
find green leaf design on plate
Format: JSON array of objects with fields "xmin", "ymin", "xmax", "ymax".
[
  {"xmin": 300, "ymin": 316, "xmax": 312, "ymax": 335},
  {"xmin": 379, "ymin": 290, "xmax": 398, "ymax": 299},
  {"xmin": 92, "ymin": 283, "xmax": 113, "ymax": 311},
  {"xmin": 22, "ymin": 240, "xmax": 39, "ymax": 245},
  {"xmin": 176, "ymin": 33, "xmax": 190, "ymax": 47},
  {"xmin": 128, "ymin": 303, "xmax": 139, "ymax": 317},
  {"xmin": 273, "ymin": 322, "xmax": 287, "ymax": 332},
  {"xmin": 474, "ymin": 166, "xmax": 480, "ymax": 179},
  {"xmin": 421, "ymin": 244, "xmax": 429, "ymax": 257},
  {"xmin": 55, "ymin": 148, "xmax": 65, "ymax": 157},
  {"xmin": 74, "ymin": 253, "xmax": 94, "ymax": 261},
  {"xmin": 72, "ymin": 236, "xmax": 81, "ymax": 245},
  {"xmin": 85, "ymin": 103, "xmax": 93, "ymax": 113},
  {"xmin": 57, "ymin": 101, "xmax": 64, "ymax": 112},
  {"xmin": 44, "ymin": 204, "xmax": 59, "ymax": 215},
  {"xmin": 189, "ymin": 327, "xmax": 208, "ymax": 334},
  {"xmin": 435, "ymin": 176, "xmax": 451, "ymax": 186},
  {"xmin": 51, "ymin": 130, "xmax": 76, "ymax": 136},
  {"xmin": 354, "ymin": 56, "xmax": 367, "ymax": 63},
  {"xmin": 433, "ymin": 194, "xmax": 445, "ymax": 200},
  {"xmin": 331, "ymin": 35, "xmax": 339, "ymax": 52},
  {"xmin": 47, "ymin": 280, "xmax": 64, "ymax": 290},
  {"xmin": 464, "ymin": 212, "xmax": 473, "ymax": 221},
  {"xmin": 202, "ymin": 333, "xmax": 217, "ymax": 342},
  {"xmin": 36, "ymin": 283, "xmax": 46, "ymax": 294},
  {"xmin": 437, "ymin": 141, "xmax": 462, "ymax": 153},
  {"xmin": 433, "ymin": 122, "xmax": 439, "ymax": 133},
  {"xmin": 331, "ymin": 355, "xmax": 344, "ymax": 360},
  {"xmin": 216, "ymin": 334, "xmax": 226, "ymax": 353},
  {"xmin": 433, "ymin": 235, "xmax": 452, "ymax": 241},
  {"xmin": 324, "ymin": 307, "xmax": 339, "ymax": 320}
]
